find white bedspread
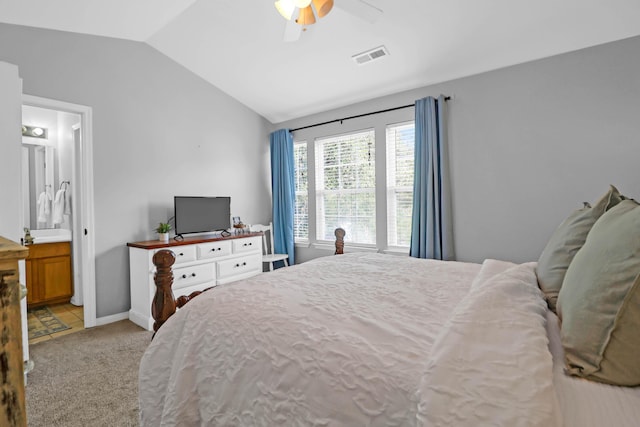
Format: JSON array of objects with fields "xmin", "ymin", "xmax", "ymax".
[
  {"xmin": 139, "ymin": 253, "xmax": 481, "ymax": 426},
  {"xmin": 138, "ymin": 254, "xmax": 570, "ymax": 426},
  {"xmin": 416, "ymin": 260, "xmax": 562, "ymax": 427}
]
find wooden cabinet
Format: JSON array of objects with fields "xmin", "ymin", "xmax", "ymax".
[
  {"xmin": 127, "ymin": 233, "xmax": 263, "ymax": 331},
  {"xmin": 26, "ymin": 242, "xmax": 73, "ymax": 307},
  {"xmin": 0, "ymin": 236, "xmax": 29, "ymax": 427}
]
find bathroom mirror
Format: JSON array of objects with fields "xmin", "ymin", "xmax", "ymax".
[
  {"xmin": 22, "ymin": 143, "xmax": 57, "ymax": 230},
  {"xmin": 22, "ymin": 105, "xmax": 78, "ymax": 233}
]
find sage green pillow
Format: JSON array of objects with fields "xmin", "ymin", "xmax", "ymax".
[
  {"xmin": 536, "ymin": 185, "xmax": 623, "ymax": 312},
  {"xmin": 557, "ymin": 199, "xmax": 640, "ymax": 386}
]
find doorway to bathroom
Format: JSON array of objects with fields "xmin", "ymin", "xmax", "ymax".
[{"xmin": 21, "ymin": 95, "xmax": 96, "ymax": 332}]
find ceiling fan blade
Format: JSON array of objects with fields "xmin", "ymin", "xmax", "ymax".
[
  {"xmin": 296, "ymin": 5, "xmax": 316, "ymax": 25},
  {"xmin": 337, "ymin": 0, "xmax": 383, "ymax": 23},
  {"xmin": 283, "ymin": 18, "xmax": 302, "ymax": 42}
]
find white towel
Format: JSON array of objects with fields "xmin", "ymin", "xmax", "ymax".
[
  {"xmin": 37, "ymin": 191, "xmax": 50, "ymax": 223},
  {"xmin": 52, "ymin": 189, "xmax": 65, "ymax": 225},
  {"xmin": 64, "ymin": 187, "xmax": 71, "ymax": 215}
]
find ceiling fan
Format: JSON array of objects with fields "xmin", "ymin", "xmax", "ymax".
[{"xmin": 275, "ymin": 0, "xmax": 383, "ymax": 42}]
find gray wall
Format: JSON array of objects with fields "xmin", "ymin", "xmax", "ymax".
[
  {"xmin": 0, "ymin": 24, "xmax": 272, "ymax": 318},
  {"xmin": 0, "ymin": 61, "xmax": 23, "ymax": 243},
  {"xmin": 277, "ymin": 35, "xmax": 640, "ymax": 264}
]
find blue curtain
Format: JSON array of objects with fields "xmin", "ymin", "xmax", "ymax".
[
  {"xmin": 270, "ymin": 129, "xmax": 295, "ymax": 266},
  {"xmin": 410, "ymin": 96, "xmax": 454, "ymax": 260}
]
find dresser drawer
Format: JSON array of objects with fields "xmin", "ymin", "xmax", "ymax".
[
  {"xmin": 154, "ymin": 245, "xmax": 197, "ymax": 265},
  {"xmin": 232, "ymin": 236, "xmax": 261, "ymax": 254},
  {"xmin": 197, "ymin": 241, "xmax": 232, "ymax": 259},
  {"xmin": 217, "ymin": 254, "xmax": 261, "ymax": 279},
  {"xmin": 172, "ymin": 282, "xmax": 217, "ymax": 301},
  {"xmin": 172, "ymin": 262, "xmax": 215, "ymax": 291}
]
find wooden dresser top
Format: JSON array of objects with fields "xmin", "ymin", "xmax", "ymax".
[
  {"xmin": 0, "ymin": 236, "xmax": 29, "ymax": 261},
  {"xmin": 127, "ymin": 231, "xmax": 262, "ymax": 250}
]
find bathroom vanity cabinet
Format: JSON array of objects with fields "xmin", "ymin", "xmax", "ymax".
[{"xmin": 26, "ymin": 241, "xmax": 73, "ymax": 307}]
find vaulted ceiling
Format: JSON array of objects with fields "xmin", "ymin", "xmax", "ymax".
[{"xmin": 2, "ymin": 0, "xmax": 640, "ymax": 123}]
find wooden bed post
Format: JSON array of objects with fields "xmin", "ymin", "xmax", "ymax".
[
  {"xmin": 335, "ymin": 228, "xmax": 345, "ymax": 255},
  {"xmin": 151, "ymin": 249, "xmax": 176, "ymax": 333}
]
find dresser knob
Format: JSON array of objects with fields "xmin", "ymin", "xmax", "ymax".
[
  {"xmin": 182, "ymin": 274, "xmax": 187, "ymax": 279},
  {"xmin": 179, "ymin": 253, "xmax": 184, "ymax": 256},
  {"xmin": 191, "ymin": 273, "xmax": 196, "ymax": 277}
]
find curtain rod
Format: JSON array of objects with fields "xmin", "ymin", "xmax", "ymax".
[{"xmin": 290, "ymin": 96, "xmax": 450, "ymax": 133}]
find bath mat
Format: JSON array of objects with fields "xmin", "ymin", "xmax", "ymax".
[{"xmin": 27, "ymin": 306, "xmax": 70, "ymax": 339}]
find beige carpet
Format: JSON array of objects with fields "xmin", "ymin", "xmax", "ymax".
[{"xmin": 26, "ymin": 320, "xmax": 152, "ymax": 427}]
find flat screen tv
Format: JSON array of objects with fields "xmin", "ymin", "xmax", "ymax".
[{"xmin": 174, "ymin": 196, "xmax": 231, "ymax": 236}]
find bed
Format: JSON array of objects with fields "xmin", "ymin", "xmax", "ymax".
[{"xmin": 138, "ymin": 187, "xmax": 640, "ymax": 426}]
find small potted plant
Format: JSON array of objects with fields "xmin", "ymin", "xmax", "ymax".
[{"xmin": 155, "ymin": 222, "xmax": 171, "ymax": 242}]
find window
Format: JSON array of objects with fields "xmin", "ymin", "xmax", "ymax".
[
  {"xmin": 293, "ymin": 142, "xmax": 308, "ymax": 241},
  {"xmin": 315, "ymin": 130, "xmax": 376, "ymax": 244},
  {"xmin": 386, "ymin": 122, "xmax": 415, "ymax": 247}
]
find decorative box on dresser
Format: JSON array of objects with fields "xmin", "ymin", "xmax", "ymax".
[{"xmin": 127, "ymin": 232, "xmax": 262, "ymax": 331}]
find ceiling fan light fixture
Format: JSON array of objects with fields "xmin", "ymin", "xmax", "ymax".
[
  {"xmin": 276, "ymin": 0, "xmax": 333, "ymax": 30},
  {"xmin": 312, "ymin": 0, "xmax": 333, "ymax": 18},
  {"xmin": 275, "ymin": 0, "xmax": 296, "ymax": 20},
  {"xmin": 296, "ymin": 5, "xmax": 316, "ymax": 25}
]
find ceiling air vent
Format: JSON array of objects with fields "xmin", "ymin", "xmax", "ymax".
[{"xmin": 352, "ymin": 45, "xmax": 389, "ymax": 65}]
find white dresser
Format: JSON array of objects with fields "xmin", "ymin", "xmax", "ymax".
[{"xmin": 127, "ymin": 233, "xmax": 262, "ymax": 331}]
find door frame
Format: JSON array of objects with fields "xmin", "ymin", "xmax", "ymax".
[{"xmin": 22, "ymin": 94, "xmax": 97, "ymax": 328}]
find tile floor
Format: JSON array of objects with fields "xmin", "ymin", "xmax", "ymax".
[{"xmin": 28, "ymin": 303, "xmax": 84, "ymax": 345}]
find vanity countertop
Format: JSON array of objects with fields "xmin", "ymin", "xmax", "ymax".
[{"xmin": 29, "ymin": 228, "xmax": 71, "ymax": 244}]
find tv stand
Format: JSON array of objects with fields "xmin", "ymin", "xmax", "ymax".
[{"xmin": 127, "ymin": 232, "xmax": 262, "ymax": 331}]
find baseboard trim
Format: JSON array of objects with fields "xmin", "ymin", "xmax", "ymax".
[
  {"xmin": 95, "ymin": 311, "xmax": 129, "ymax": 326},
  {"xmin": 128, "ymin": 309, "xmax": 153, "ymax": 331}
]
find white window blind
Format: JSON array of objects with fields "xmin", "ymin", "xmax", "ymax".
[
  {"xmin": 315, "ymin": 130, "xmax": 376, "ymax": 244},
  {"xmin": 386, "ymin": 122, "xmax": 415, "ymax": 247},
  {"xmin": 293, "ymin": 142, "xmax": 308, "ymax": 241}
]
